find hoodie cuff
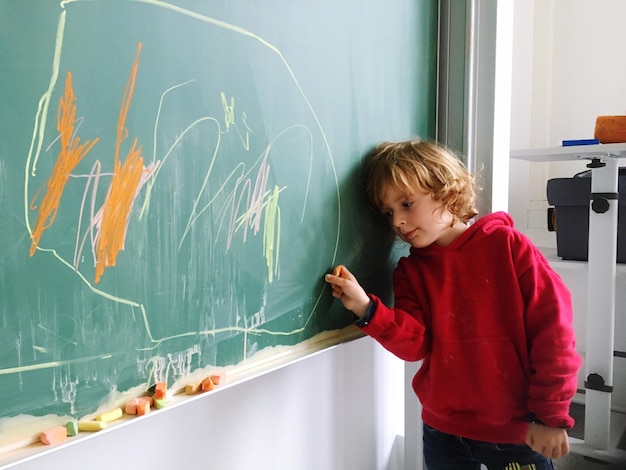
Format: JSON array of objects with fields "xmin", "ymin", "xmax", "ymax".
[{"xmin": 354, "ymin": 296, "xmax": 375, "ymax": 327}]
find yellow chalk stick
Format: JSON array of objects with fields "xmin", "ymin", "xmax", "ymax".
[
  {"xmin": 185, "ymin": 382, "xmax": 201, "ymax": 395},
  {"xmin": 96, "ymin": 407, "xmax": 123, "ymax": 423},
  {"xmin": 78, "ymin": 420, "xmax": 107, "ymax": 432}
]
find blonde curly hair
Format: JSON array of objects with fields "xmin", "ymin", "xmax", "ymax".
[{"xmin": 364, "ymin": 139, "xmax": 479, "ymax": 224}]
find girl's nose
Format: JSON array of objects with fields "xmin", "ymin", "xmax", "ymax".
[{"xmin": 392, "ymin": 213, "xmax": 405, "ymax": 228}]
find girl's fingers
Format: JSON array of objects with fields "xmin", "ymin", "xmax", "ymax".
[{"xmin": 332, "ymin": 264, "xmax": 350, "ymax": 280}]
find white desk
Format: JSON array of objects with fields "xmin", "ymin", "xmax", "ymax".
[{"xmin": 511, "ymin": 143, "xmax": 626, "ymax": 462}]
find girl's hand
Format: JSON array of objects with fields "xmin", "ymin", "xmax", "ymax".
[{"xmin": 325, "ymin": 265, "xmax": 371, "ymax": 318}]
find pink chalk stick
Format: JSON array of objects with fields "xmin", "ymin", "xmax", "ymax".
[
  {"xmin": 210, "ymin": 372, "xmax": 226, "ymax": 385},
  {"xmin": 125, "ymin": 398, "xmax": 140, "ymax": 415},
  {"xmin": 40, "ymin": 425, "xmax": 68, "ymax": 445},
  {"xmin": 136, "ymin": 399, "xmax": 151, "ymax": 416}
]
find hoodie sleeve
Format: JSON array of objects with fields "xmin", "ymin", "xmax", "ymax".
[
  {"xmin": 357, "ymin": 263, "xmax": 429, "ymax": 362},
  {"xmin": 515, "ymin": 235, "xmax": 582, "ymax": 429}
]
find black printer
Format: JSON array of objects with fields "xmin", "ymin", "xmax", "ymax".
[{"xmin": 546, "ymin": 167, "xmax": 626, "ymax": 263}]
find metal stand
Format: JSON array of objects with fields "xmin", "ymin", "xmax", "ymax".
[
  {"xmin": 511, "ymin": 143, "xmax": 626, "ymax": 463},
  {"xmin": 584, "ymin": 158, "xmax": 618, "ymax": 449}
]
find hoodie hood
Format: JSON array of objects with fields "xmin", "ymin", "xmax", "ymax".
[{"xmin": 409, "ymin": 211, "xmax": 515, "ymax": 257}]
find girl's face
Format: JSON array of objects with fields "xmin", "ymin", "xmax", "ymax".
[{"xmin": 379, "ymin": 185, "xmax": 466, "ymax": 248}]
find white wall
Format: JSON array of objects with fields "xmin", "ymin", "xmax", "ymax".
[
  {"xmin": 3, "ymin": 337, "xmax": 405, "ymax": 470},
  {"xmin": 509, "ymin": 0, "xmax": 626, "ymax": 245},
  {"xmin": 509, "ymin": 0, "xmax": 626, "ymax": 414}
]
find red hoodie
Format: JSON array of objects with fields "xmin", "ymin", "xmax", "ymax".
[{"xmin": 361, "ymin": 212, "xmax": 581, "ymax": 444}]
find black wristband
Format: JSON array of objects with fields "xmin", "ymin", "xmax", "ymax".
[{"xmin": 354, "ymin": 297, "xmax": 375, "ymax": 327}]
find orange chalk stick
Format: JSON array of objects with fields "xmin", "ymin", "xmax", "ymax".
[
  {"xmin": 40, "ymin": 425, "xmax": 68, "ymax": 445},
  {"xmin": 96, "ymin": 407, "xmax": 123, "ymax": 423},
  {"xmin": 332, "ymin": 265, "xmax": 347, "ymax": 278},
  {"xmin": 185, "ymin": 382, "xmax": 201, "ymax": 395},
  {"xmin": 154, "ymin": 382, "xmax": 167, "ymax": 399},
  {"xmin": 210, "ymin": 372, "xmax": 226, "ymax": 386},
  {"xmin": 201, "ymin": 376, "xmax": 215, "ymax": 392}
]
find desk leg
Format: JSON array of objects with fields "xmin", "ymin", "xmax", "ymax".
[{"xmin": 584, "ymin": 159, "xmax": 618, "ymax": 449}]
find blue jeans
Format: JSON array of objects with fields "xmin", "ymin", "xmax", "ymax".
[{"xmin": 423, "ymin": 424, "xmax": 554, "ymax": 470}]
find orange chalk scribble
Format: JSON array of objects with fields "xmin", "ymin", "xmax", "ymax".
[
  {"xmin": 94, "ymin": 43, "xmax": 144, "ymax": 283},
  {"xmin": 94, "ymin": 140, "xmax": 144, "ymax": 283},
  {"xmin": 29, "ymin": 71, "xmax": 99, "ymax": 256}
]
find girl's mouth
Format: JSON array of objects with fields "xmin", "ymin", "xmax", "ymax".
[{"xmin": 401, "ymin": 228, "xmax": 417, "ymax": 241}]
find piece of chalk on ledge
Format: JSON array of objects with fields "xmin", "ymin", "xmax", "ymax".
[
  {"xmin": 96, "ymin": 407, "xmax": 123, "ymax": 423},
  {"xmin": 185, "ymin": 382, "xmax": 201, "ymax": 395},
  {"xmin": 136, "ymin": 399, "xmax": 151, "ymax": 416},
  {"xmin": 154, "ymin": 398, "xmax": 166, "ymax": 409},
  {"xmin": 40, "ymin": 425, "xmax": 68, "ymax": 445},
  {"xmin": 78, "ymin": 420, "xmax": 107, "ymax": 432},
  {"xmin": 201, "ymin": 376, "xmax": 215, "ymax": 392},
  {"xmin": 125, "ymin": 398, "xmax": 140, "ymax": 415},
  {"xmin": 65, "ymin": 420, "xmax": 78, "ymax": 437},
  {"xmin": 139, "ymin": 395, "xmax": 154, "ymax": 406},
  {"xmin": 154, "ymin": 382, "xmax": 167, "ymax": 399},
  {"xmin": 210, "ymin": 372, "xmax": 226, "ymax": 385}
]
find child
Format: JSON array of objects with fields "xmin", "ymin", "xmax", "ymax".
[{"xmin": 325, "ymin": 139, "xmax": 581, "ymax": 470}]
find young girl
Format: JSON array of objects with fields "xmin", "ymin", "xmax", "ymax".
[{"xmin": 325, "ymin": 139, "xmax": 581, "ymax": 470}]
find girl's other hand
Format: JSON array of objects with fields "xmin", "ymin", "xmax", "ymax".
[{"xmin": 325, "ymin": 265, "xmax": 371, "ymax": 318}]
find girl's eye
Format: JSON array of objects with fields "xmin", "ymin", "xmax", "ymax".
[
  {"xmin": 382, "ymin": 210, "xmax": 392, "ymax": 218},
  {"xmin": 402, "ymin": 201, "xmax": 413, "ymax": 208}
]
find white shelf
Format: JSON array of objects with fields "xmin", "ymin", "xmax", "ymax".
[
  {"xmin": 511, "ymin": 144, "xmax": 624, "ymax": 455},
  {"xmin": 511, "ymin": 143, "xmax": 626, "ymax": 162},
  {"xmin": 540, "ymin": 247, "xmax": 626, "ymax": 273}
]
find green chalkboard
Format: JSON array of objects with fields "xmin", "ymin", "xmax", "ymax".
[{"xmin": 0, "ymin": 0, "xmax": 436, "ymax": 446}]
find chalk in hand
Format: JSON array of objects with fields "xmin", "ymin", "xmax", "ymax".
[
  {"xmin": 332, "ymin": 264, "xmax": 347, "ymax": 279},
  {"xmin": 40, "ymin": 425, "xmax": 68, "ymax": 445},
  {"xmin": 326, "ymin": 265, "xmax": 346, "ymax": 285}
]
